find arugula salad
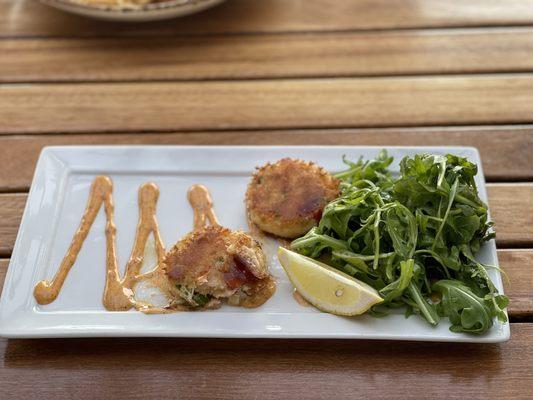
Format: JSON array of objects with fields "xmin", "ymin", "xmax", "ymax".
[{"xmin": 291, "ymin": 150, "xmax": 508, "ymax": 334}]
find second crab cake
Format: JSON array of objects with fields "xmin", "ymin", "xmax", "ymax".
[{"xmin": 246, "ymin": 158, "xmax": 340, "ymax": 239}]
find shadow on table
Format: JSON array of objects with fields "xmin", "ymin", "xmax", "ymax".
[
  {"xmin": 30, "ymin": 0, "xmax": 278, "ymax": 37},
  {"xmin": 3, "ymin": 337, "xmax": 505, "ymax": 380}
]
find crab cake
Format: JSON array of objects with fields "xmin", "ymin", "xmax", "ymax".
[
  {"xmin": 162, "ymin": 225, "xmax": 275, "ymax": 309},
  {"xmin": 246, "ymin": 158, "xmax": 340, "ymax": 239}
]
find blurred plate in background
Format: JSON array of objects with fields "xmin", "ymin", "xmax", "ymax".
[{"xmin": 40, "ymin": 0, "xmax": 226, "ymax": 22}]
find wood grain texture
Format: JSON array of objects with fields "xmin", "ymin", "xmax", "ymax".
[
  {"xmin": 0, "ymin": 250, "xmax": 531, "ymax": 396},
  {"xmin": 3, "ymin": 75, "xmax": 533, "ymax": 133},
  {"xmin": 0, "ymin": 127, "xmax": 532, "ymax": 191},
  {"xmin": 498, "ymin": 250, "xmax": 533, "ymax": 318},
  {"xmin": 1, "ymin": 251, "xmax": 529, "ymax": 317},
  {"xmin": 0, "ymin": 184, "xmax": 531, "ymax": 256},
  {"xmin": 0, "ymin": 323, "xmax": 530, "ymax": 399},
  {"xmin": 487, "ymin": 184, "xmax": 533, "ymax": 247},
  {"xmin": 1, "ymin": 0, "xmax": 532, "ymax": 395},
  {"xmin": 3, "ymin": 28, "xmax": 533, "ymax": 83},
  {"xmin": 0, "ymin": 194, "xmax": 25, "ymax": 256},
  {"xmin": 5, "ymin": 0, "xmax": 533, "ymax": 38}
]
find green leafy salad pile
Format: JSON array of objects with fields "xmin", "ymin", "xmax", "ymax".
[{"xmin": 291, "ymin": 150, "xmax": 508, "ymax": 334}]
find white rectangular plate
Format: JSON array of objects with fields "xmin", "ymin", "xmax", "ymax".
[{"xmin": 0, "ymin": 146, "xmax": 509, "ymax": 342}]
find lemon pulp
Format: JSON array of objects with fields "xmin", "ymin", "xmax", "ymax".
[{"xmin": 277, "ymin": 247, "xmax": 383, "ymax": 316}]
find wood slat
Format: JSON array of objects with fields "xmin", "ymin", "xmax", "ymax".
[
  {"xmin": 0, "ymin": 251, "xmax": 530, "ymax": 317},
  {"xmin": 3, "ymin": 28, "xmax": 533, "ymax": 83},
  {"xmin": 487, "ymin": 184, "xmax": 533, "ymax": 247},
  {"xmin": 1, "ymin": 127, "xmax": 532, "ymax": 192},
  {"xmin": 0, "ymin": 194, "xmax": 25, "ymax": 255},
  {"xmin": 5, "ymin": 0, "xmax": 533, "ymax": 38},
  {"xmin": 6, "ymin": 252, "xmax": 528, "ymax": 318},
  {"xmin": 0, "ymin": 184, "xmax": 531, "ymax": 256},
  {"xmin": 2, "ymin": 251, "xmax": 530, "ymax": 317},
  {"xmin": 498, "ymin": 250, "xmax": 533, "ymax": 318},
  {"xmin": 0, "ymin": 322, "xmax": 531, "ymax": 399},
  {"xmin": 3, "ymin": 75, "xmax": 533, "ymax": 134}
]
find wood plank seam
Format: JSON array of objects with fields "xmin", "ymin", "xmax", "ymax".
[
  {"xmin": 10, "ymin": 71, "xmax": 533, "ymax": 85},
  {"xmin": 6, "ymin": 24, "xmax": 533, "ymax": 40}
]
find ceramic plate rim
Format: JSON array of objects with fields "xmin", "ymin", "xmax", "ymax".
[{"xmin": 0, "ymin": 145, "xmax": 510, "ymax": 342}]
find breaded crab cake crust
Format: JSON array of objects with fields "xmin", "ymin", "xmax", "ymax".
[
  {"xmin": 246, "ymin": 158, "xmax": 340, "ymax": 239},
  {"xmin": 162, "ymin": 225, "xmax": 272, "ymax": 306}
]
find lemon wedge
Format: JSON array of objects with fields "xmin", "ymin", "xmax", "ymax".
[{"xmin": 277, "ymin": 247, "xmax": 383, "ymax": 316}]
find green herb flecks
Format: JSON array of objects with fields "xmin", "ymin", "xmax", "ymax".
[{"xmin": 176, "ymin": 284, "xmax": 212, "ymax": 307}]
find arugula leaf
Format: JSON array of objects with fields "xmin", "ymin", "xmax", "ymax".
[
  {"xmin": 432, "ymin": 280, "xmax": 492, "ymax": 334},
  {"xmin": 380, "ymin": 259, "xmax": 414, "ymax": 302},
  {"xmin": 291, "ymin": 150, "xmax": 507, "ymax": 334},
  {"xmin": 407, "ymin": 281, "xmax": 440, "ymax": 326},
  {"xmin": 334, "ymin": 149, "xmax": 393, "ymax": 187}
]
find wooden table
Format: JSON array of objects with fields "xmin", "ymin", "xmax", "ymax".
[{"xmin": 1, "ymin": 1, "xmax": 533, "ymax": 398}]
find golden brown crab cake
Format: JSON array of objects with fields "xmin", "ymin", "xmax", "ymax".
[
  {"xmin": 162, "ymin": 225, "xmax": 274, "ymax": 309},
  {"xmin": 246, "ymin": 158, "xmax": 340, "ymax": 239}
]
